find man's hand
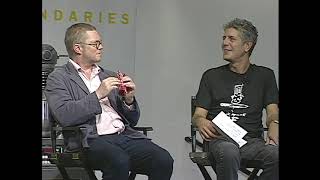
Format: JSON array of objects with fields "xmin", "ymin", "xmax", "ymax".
[
  {"xmin": 196, "ymin": 118, "xmax": 221, "ymax": 141},
  {"xmin": 265, "ymin": 122, "xmax": 279, "ymax": 145},
  {"xmin": 265, "ymin": 104, "xmax": 279, "ymax": 145},
  {"xmin": 95, "ymin": 77, "xmax": 120, "ymax": 99},
  {"xmin": 193, "ymin": 107, "xmax": 221, "ymax": 141},
  {"xmin": 121, "ymin": 75, "xmax": 136, "ymax": 104}
]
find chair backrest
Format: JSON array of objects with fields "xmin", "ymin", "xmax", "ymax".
[
  {"xmin": 191, "ymin": 96, "xmax": 196, "ymax": 116},
  {"xmin": 191, "ymin": 96, "xmax": 210, "ymax": 152}
]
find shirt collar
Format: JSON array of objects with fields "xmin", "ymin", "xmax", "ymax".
[{"xmin": 69, "ymin": 59, "xmax": 100, "ymax": 73}]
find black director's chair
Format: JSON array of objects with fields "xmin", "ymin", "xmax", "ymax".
[{"xmin": 184, "ymin": 96, "xmax": 266, "ymax": 180}]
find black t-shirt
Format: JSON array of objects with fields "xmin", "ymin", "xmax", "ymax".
[{"xmin": 195, "ymin": 63, "xmax": 278, "ymax": 138}]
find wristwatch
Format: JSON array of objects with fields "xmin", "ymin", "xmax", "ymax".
[{"xmin": 272, "ymin": 120, "xmax": 279, "ymax": 124}]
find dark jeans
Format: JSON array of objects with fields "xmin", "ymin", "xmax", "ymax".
[
  {"xmin": 86, "ymin": 133, "xmax": 173, "ymax": 180},
  {"xmin": 209, "ymin": 136, "xmax": 278, "ymax": 180}
]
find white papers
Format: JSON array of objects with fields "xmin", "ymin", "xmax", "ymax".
[{"xmin": 212, "ymin": 111, "xmax": 248, "ymax": 147}]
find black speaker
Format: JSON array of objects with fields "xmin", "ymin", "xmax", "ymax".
[{"xmin": 42, "ymin": 44, "xmax": 58, "ymax": 90}]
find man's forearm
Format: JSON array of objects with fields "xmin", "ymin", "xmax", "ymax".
[
  {"xmin": 192, "ymin": 114, "xmax": 206, "ymax": 127},
  {"xmin": 266, "ymin": 113, "xmax": 279, "ymax": 128}
]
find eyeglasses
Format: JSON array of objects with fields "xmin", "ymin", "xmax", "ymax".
[{"xmin": 78, "ymin": 41, "xmax": 102, "ymax": 49}]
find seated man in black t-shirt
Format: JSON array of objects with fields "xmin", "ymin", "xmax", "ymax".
[{"xmin": 193, "ymin": 18, "xmax": 278, "ymax": 180}]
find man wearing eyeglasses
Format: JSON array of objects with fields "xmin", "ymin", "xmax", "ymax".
[{"xmin": 44, "ymin": 23, "xmax": 173, "ymax": 180}]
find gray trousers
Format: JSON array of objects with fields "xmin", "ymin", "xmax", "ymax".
[{"xmin": 208, "ymin": 136, "xmax": 278, "ymax": 180}]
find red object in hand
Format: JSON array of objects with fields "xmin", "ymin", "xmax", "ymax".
[{"xmin": 117, "ymin": 71, "xmax": 130, "ymax": 96}]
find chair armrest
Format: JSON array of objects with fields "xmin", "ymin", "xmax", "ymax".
[
  {"xmin": 51, "ymin": 126, "xmax": 87, "ymax": 152},
  {"xmin": 132, "ymin": 126, "xmax": 153, "ymax": 136},
  {"xmin": 132, "ymin": 126, "xmax": 153, "ymax": 131},
  {"xmin": 189, "ymin": 152, "xmax": 212, "ymax": 166},
  {"xmin": 52, "ymin": 126, "xmax": 84, "ymax": 132},
  {"xmin": 241, "ymin": 159, "xmax": 263, "ymax": 168}
]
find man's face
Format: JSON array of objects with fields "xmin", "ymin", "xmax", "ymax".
[
  {"xmin": 81, "ymin": 30, "xmax": 103, "ymax": 64},
  {"xmin": 221, "ymin": 28, "xmax": 248, "ymax": 63}
]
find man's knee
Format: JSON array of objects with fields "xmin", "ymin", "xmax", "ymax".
[
  {"xmin": 213, "ymin": 142, "xmax": 240, "ymax": 163},
  {"xmin": 153, "ymin": 148, "xmax": 174, "ymax": 170},
  {"xmin": 96, "ymin": 152, "xmax": 130, "ymax": 179},
  {"xmin": 266, "ymin": 146, "xmax": 278, "ymax": 164}
]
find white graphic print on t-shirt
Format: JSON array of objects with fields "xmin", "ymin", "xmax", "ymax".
[{"xmin": 219, "ymin": 84, "xmax": 249, "ymax": 121}]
